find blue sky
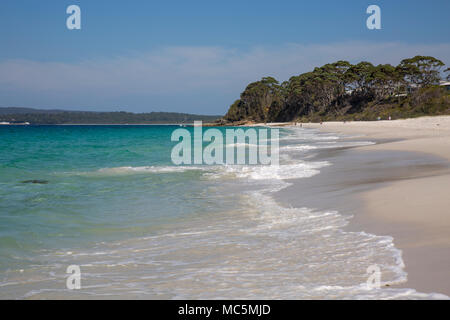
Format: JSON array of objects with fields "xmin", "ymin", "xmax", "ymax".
[{"xmin": 0, "ymin": 0, "xmax": 449, "ymax": 114}]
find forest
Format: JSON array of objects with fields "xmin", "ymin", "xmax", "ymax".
[
  {"xmin": 223, "ymin": 56, "xmax": 450, "ymax": 123},
  {"xmin": 0, "ymin": 110, "xmax": 221, "ymax": 125}
]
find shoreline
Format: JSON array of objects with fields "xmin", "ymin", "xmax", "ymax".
[
  {"xmin": 298, "ymin": 116, "xmax": 450, "ymax": 295},
  {"xmin": 1, "ymin": 119, "xmax": 449, "ymax": 298},
  {"xmin": 0, "ymin": 123, "xmax": 197, "ymax": 126}
]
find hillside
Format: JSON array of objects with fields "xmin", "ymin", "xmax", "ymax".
[
  {"xmin": 223, "ymin": 56, "xmax": 450, "ymax": 123},
  {"xmin": 0, "ymin": 107, "xmax": 71, "ymax": 115},
  {"xmin": 0, "ymin": 108, "xmax": 221, "ymax": 124}
]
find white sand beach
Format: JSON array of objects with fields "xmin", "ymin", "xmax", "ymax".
[{"xmin": 299, "ymin": 116, "xmax": 450, "ymax": 295}]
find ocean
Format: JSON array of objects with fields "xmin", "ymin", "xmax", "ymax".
[{"xmin": 0, "ymin": 125, "xmax": 446, "ymax": 299}]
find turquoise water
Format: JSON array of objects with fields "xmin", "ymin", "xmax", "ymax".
[
  {"xmin": 0, "ymin": 125, "xmax": 445, "ymax": 299},
  {"xmin": 0, "ymin": 125, "xmax": 240, "ymax": 271}
]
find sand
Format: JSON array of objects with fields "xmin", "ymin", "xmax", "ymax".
[{"xmin": 298, "ymin": 116, "xmax": 450, "ymax": 296}]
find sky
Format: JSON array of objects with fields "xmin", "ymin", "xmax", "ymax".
[{"xmin": 0, "ymin": 0, "xmax": 449, "ymax": 115}]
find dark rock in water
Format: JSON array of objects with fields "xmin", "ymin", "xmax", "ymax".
[{"xmin": 21, "ymin": 180, "xmax": 49, "ymax": 184}]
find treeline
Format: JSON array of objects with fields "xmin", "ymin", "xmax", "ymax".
[
  {"xmin": 0, "ymin": 110, "xmax": 221, "ymax": 124},
  {"xmin": 224, "ymin": 56, "xmax": 450, "ymax": 123}
]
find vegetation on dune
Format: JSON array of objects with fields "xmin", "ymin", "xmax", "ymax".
[{"xmin": 223, "ymin": 55, "xmax": 450, "ymax": 123}]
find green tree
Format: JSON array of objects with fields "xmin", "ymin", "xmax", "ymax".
[
  {"xmin": 370, "ymin": 64, "xmax": 402, "ymax": 100},
  {"xmin": 224, "ymin": 77, "xmax": 284, "ymax": 122},
  {"xmin": 398, "ymin": 56, "xmax": 444, "ymax": 87},
  {"xmin": 344, "ymin": 62, "xmax": 375, "ymax": 94}
]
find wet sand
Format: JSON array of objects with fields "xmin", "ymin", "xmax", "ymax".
[{"xmin": 295, "ymin": 116, "xmax": 450, "ymax": 295}]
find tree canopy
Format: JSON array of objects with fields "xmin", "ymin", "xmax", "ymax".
[{"xmin": 224, "ymin": 55, "xmax": 449, "ymax": 123}]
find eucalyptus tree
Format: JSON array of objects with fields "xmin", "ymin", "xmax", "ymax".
[
  {"xmin": 370, "ymin": 64, "xmax": 402, "ymax": 100},
  {"xmin": 344, "ymin": 62, "xmax": 375, "ymax": 95},
  {"xmin": 224, "ymin": 77, "xmax": 284, "ymax": 122},
  {"xmin": 398, "ymin": 56, "xmax": 445, "ymax": 88}
]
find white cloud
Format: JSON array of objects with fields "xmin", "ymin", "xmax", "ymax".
[{"xmin": 1, "ymin": 41, "xmax": 449, "ymax": 112}]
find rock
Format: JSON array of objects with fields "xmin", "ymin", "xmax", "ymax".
[{"xmin": 21, "ymin": 180, "xmax": 49, "ymax": 184}]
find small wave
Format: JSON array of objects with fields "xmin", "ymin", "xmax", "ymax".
[
  {"xmin": 280, "ymin": 145, "xmax": 318, "ymax": 151},
  {"xmin": 280, "ymin": 141, "xmax": 375, "ymax": 153},
  {"xmin": 95, "ymin": 166, "xmax": 208, "ymax": 175},
  {"xmin": 207, "ymin": 161, "xmax": 330, "ymax": 181},
  {"xmin": 316, "ymin": 141, "xmax": 376, "ymax": 148},
  {"xmin": 280, "ymin": 129, "xmax": 340, "ymax": 141},
  {"xmin": 225, "ymin": 143, "xmax": 259, "ymax": 148}
]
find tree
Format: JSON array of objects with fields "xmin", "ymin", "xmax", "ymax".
[
  {"xmin": 370, "ymin": 64, "xmax": 401, "ymax": 100},
  {"xmin": 344, "ymin": 62, "xmax": 375, "ymax": 94},
  {"xmin": 224, "ymin": 77, "xmax": 284, "ymax": 122},
  {"xmin": 445, "ymin": 68, "xmax": 450, "ymax": 81},
  {"xmin": 319, "ymin": 61, "xmax": 352, "ymax": 96},
  {"xmin": 398, "ymin": 56, "xmax": 444, "ymax": 88}
]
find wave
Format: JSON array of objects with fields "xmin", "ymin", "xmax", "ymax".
[
  {"xmin": 279, "ymin": 140, "xmax": 375, "ymax": 152},
  {"xmin": 280, "ymin": 129, "xmax": 340, "ymax": 141},
  {"xmin": 315, "ymin": 140, "xmax": 376, "ymax": 148},
  {"xmin": 79, "ymin": 165, "xmax": 209, "ymax": 176},
  {"xmin": 206, "ymin": 161, "xmax": 330, "ymax": 182},
  {"xmin": 280, "ymin": 145, "xmax": 318, "ymax": 151},
  {"xmin": 11, "ymin": 186, "xmax": 447, "ymax": 299}
]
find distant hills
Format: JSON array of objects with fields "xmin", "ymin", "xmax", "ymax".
[
  {"xmin": 0, "ymin": 107, "xmax": 222, "ymax": 124},
  {"xmin": 0, "ymin": 107, "xmax": 71, "ymax": 115}
]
